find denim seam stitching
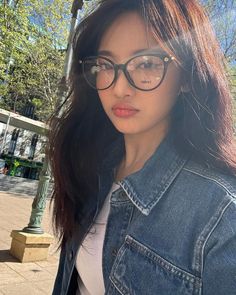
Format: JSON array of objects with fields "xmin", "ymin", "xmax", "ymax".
[
  {"xmin": 183, "ymin": 167, "xmax": 236, "ymax": 196},
  {"xmin": 119, "ymin": 183, "xmax": 149, "ymax": 215},
  {"xmin": 125, "ymin": 235, "xmax": 201, "ymax": 284},
  {"xmin": 193, "ymin": 198, "xmax": 233, "ymax": 277},
  {"xmin": 110, "ymin": 279, "xmax": 127, "ymax": 295},
  {"xmin": 109, "ymin": 244, "xmax": 129, "ymax": 295},
  {"xmin": 119, "ymin": 157, "xmax": 187, "ymax": 215},
  {"xmin": 110, "ymin": 234, "xmax": 202, "ymax": 294}
]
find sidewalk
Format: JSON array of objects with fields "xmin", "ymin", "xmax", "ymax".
[
  {"xmin": 0, "ymin": 175, "xmax": 53, "ymax": 196},
  {"xmin": 0, "ymin": 191, "xmax": 59, "ymax": 295}
]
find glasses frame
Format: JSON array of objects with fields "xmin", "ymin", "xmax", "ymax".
[{"xmin": 79, "ymin": 53, "xmax": 175, "ymax": 92}]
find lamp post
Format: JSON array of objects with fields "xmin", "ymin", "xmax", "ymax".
[
  {"xmin": 57, "ymin": 0, "xmax": 84, "ymax": 111},
  {"xmin": 23, "ymin": 155, "xmax": 50, "ymax": 234},
  {"xmin": 23, "ymin": 0, "xmax": 86, "ymax": 234}
]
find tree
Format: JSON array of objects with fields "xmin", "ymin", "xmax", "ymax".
[
  {"xmin": 203, "ymin": 0, "xmax": 236, "ymax": 62},
  {"xmin": 0, "ymin": 1, "xmax": 31, "ymax": 110},
  {"xmin": 203, "ymin": 0, "xmax": 236, "ymax": 109},
  {"xmin": 0, "ymin": 0, "xmax": 71, "ymax": 121}
]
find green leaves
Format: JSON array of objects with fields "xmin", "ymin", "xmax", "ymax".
[{"xmin": 0, "ymin": 0, "xmax": 71, "ymax": 120}]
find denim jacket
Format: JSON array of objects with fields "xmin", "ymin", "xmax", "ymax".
[{"xmin": 52, "ymin": 134, "xmax": 236, "ymax": 295}]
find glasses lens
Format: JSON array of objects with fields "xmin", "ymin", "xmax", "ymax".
[
  {"xmin": 83, "ymin": 57, "xmax": 115, "ymax": 90},
  {"xmin": 127, "ymin": 55, "xmax": 165, "ymax": 90}
]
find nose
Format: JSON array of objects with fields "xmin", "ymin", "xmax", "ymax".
[{"xmin": 112, "ymin": 68, "xmax": 135, "ymax": 98}]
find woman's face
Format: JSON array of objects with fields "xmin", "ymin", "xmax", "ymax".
[{"xmin": 97, "ymin": 12, "xmax": 183, "ymax": 137}]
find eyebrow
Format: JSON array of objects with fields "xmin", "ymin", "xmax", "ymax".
[{"xmin": 97, "ymin": 47, "xmax": 165, "ymax": 58}]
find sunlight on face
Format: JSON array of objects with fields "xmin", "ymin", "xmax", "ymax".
[{"xmin": 97, "ymin": 12, "xmax": 183, "ymax": 138}]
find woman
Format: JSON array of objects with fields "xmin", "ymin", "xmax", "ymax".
[{"xmin": 50, "ymin": 0, "xmax": 236, "ymax": 294}]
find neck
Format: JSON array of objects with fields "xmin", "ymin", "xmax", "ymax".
[{"xmin": 115, "ymin": 124, "xmax": 169, "ymax": 181}]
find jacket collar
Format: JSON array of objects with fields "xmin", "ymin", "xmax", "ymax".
[{"xmin": 102, "ymin": 133, "xmax": 189, "ymax": 216}]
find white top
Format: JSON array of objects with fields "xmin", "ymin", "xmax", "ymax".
[{"xmin": 76, "ymin": 183, "xmax": 120, "ymax": 295}]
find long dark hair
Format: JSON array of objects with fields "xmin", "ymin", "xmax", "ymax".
[{"xmin": 48, "ymin": 0, "xmax": 236, "ymax": 246}]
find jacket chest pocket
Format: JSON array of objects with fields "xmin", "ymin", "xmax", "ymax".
[{"xmin": 108, "ymin": 235, "xmax": 201, "ymax": 295}]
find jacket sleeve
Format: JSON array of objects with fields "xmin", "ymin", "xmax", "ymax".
[
  {"xmin": 202, "ymin": 200, "xmax": 236, "ymax": 295},
  {"xmin": 52, "ymin": 245, "xmax": 66, "ymax": 295}
]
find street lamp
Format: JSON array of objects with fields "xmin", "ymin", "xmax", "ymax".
[{"xmin": 23, "ymin": 0, "xmax": 87, "ymax": 234}]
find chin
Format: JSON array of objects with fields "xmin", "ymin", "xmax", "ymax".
[{"xmin": 113, "ymin": 124, "xmax": 141, "ymax": 135}]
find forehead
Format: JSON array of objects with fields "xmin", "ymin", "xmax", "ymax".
[{"xmin": 98, "ymin": 12, "xmax": 162, "ymax": 60}]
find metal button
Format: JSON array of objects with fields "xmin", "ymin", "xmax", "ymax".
[
  {"xmin": 68, "ymin": 250, "xmax": 73, "ymax": 261},
  {"xmin": 112, "ymin": 248, "xmax": 118, "ymax": 257},
  {"xmin": 119, "ymin": 191, "xmax": 127, "ymax": 199}
]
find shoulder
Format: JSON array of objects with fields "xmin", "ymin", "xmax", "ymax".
[
  {"xmin": 183, "ymin": 159, "xmax": 236, "ymax": 199},
  {"xmin": 167, "ymin": 159, "xmax": 236, "ymax": 237},
  {"xmin": 183, "ymin": 162, "xmax": 236, "ymax": 293},
  {"xmin": 179, "ymin": 161, "xmax": 236, "ymax": 293}
]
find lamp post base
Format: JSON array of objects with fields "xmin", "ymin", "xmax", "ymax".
[
  {"xmin": 22, "ymin": 226, "xmax": 44, "ymax": 234},
  {"xmin": 10, "ymin": 230, "xmax": 54, "ymax": 263}
]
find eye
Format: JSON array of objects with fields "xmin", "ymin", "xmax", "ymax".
[
  {"xmin": 137, "ymin": 60, "xmax": 162, "ymax": 70},
  {"xmin": 91, "ymin": 65, "xmax": 102, "ymax": 74},
  {"xmin": 97, "ymin": 60, "xmax": 113, "ymax": 70},
  {"xmin": 90, "ymin": 61, "xmax": 113, "ymax": 75}
]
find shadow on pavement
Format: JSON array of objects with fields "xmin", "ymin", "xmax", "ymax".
[{"xmin": 0, "ymin": 249, "xmax": 19, "ymax": 263}]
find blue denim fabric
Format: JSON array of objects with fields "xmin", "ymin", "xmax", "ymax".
[{"xmin": 52, "ymin": 135, "xmax": 236, "ymax": 295}]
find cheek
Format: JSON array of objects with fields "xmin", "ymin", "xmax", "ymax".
[
  {"xmin": 147, "ymin": 88, "xmax": 179, "ymax": 119},
  {"xmin": 150, "ymin": 72, "xmax": 181, "ymax": 115}
]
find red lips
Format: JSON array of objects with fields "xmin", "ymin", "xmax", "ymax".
[{"xmin": 112, "ymin": 103, "xmax": 139, "ymax": 118}]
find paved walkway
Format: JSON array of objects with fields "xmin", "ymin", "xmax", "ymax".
[
  {"xmin": 0, "ymin": 175, "xmax": 53, "ymax": 197},
  {"xmin": 0, "ymin": 191, "xmax": 59, "ymax": 295}
]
